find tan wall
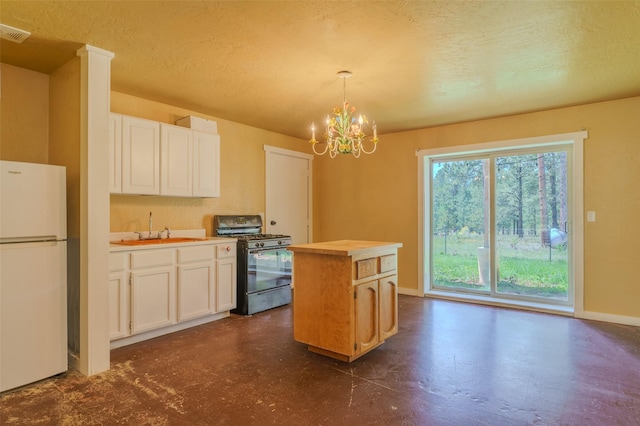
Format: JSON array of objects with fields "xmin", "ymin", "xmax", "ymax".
[
  {"xmin": 110, "ymin": 92, "xmax": 305, "ymax": 236},
  {"xmin": 49, "ymin": 58, "xmax": 81, "ymax": 239},
  {"xmin": 48, "ymin": 56, "xmax": 82, "ymax": 356},
  {"xmin": 3, "ymin": 62, "xmax": 639, "ymax": 321},
  {"xmin": 0, "ymin": 63, "xmax": 49, "ymax": 162},
  {"xmin": 313, "ymin": 96, "xmax": 640, "ymax": 319}
]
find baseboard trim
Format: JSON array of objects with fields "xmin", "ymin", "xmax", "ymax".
[
  {"xmin": 576, "ymin": 310, "xmax": 640, "ymax": 327},
  {"xmin": 110, "ymin": 311, "xmax": 229, "ymax": 349},
  {"xmin": 398, "ymin": 287, "xmax": 422, "ymax": 297}
]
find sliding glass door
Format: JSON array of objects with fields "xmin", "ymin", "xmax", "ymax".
[
  {"xmin": 429, "ymin": 147, "xmax": 571, "ymax": 305},
  {"xmin": 432, "ymin": 158, "xmax": 491, "ymax": 293},
  {"xmin": 494, "ymin": 151, "xmax": 569, "ymax": 301}
]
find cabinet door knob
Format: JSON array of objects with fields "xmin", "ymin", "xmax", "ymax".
[
  {"xmin": 225, "ymin": 246, "xmax": 231, "ymax": 252},
  {"xmin": 270, "ymin": 220, "xmax": 276, "ymax": 225}
]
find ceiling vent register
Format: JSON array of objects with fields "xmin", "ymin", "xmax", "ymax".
[{"xmin": 0, "ymin": 24, "xmax": 31, "ymax": 44}]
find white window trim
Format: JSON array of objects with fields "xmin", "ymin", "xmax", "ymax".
[{"xmin": 416, "ymin": 131, "xmax": 586, "ymax": 316}]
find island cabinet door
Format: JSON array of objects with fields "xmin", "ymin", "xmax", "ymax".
[
  {"xmin": 379, "ymin": 275, "xmax": 398, "ymax": 341},
  {"xmin": 354, "ymin": 280, "xmax": 379, "ymax": 356}
]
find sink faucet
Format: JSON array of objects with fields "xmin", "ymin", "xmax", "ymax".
[{"xmin": 135, "ymin": 212, "xmax": 157, "ymax": 240}]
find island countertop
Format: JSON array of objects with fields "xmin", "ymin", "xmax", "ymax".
[{"xmin": 287, "ymin": 240, "xmax": 402, "ymax": 257}]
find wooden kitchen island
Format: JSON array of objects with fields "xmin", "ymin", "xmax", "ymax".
[{"xmin": 287, "ymin": 240, "xmax": 402, "ymax": 362}]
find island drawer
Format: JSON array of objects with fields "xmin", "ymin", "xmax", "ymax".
[
  {"xmin": 379, "ymin": 254, "xmax": 396, "ymax": 273},
  {"xmin": 356, "ymin": 258, "xmax": 377, "ymax": 279}
]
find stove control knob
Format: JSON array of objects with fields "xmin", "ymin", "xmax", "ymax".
[
  {"xmin": 259, "ymin": 242, "xmax": 265, "ymax": 248},
  {"xmin": 254, "ymin": 242, "xmax": 260, "ymax": 248}
]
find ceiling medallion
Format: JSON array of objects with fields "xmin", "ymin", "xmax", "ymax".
[{"xmin": 310, "ymin": 71, "xmax": 378, "ymax": 158}]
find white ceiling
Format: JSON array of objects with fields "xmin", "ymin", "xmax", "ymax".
[{"xmin": 2, "ymin": 1, "xmax": 640, "ymax": 140}]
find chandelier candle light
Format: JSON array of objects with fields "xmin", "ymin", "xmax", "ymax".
[{"xmin": 310, "ymin": 71, "xmax": 379, "ymax": 158}]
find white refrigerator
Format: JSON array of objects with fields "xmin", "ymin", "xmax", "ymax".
[{"xmin": 0, "ymin": 160, "xmax": 68, "ymax": 392}]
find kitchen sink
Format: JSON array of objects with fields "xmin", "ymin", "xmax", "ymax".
[{"xmin": 111, "ymin": 237, "xmax": 206, "ymax": 246}]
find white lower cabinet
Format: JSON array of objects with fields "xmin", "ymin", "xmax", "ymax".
[
  {"xmin": 109, "ymin": 241, "xmax": 236, "ymax": 345},
  {"xmin": 131, "ymin": 265, "xmax": 176, "ymax": 334},
  {"xmin": 109, "ymin": 253, "xmax": 129, "ymax": 340},
  {"xmin": 216, "ymin": 243, "xmax": 237, "ymax": 312},
  {"xmin": 177, "ymin": 245, "xmax": 215, "ymax": 321}
]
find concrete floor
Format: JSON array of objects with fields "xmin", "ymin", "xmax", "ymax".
[{"xmin": 1, "ymin": 296, "xmax": 640, "ymax": 425}]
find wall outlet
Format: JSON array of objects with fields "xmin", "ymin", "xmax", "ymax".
[{"xmin": 587, "ymin": 211, "xmax": 596, "ymax": 222}]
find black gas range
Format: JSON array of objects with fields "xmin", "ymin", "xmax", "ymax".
[{"xmin": 213, "ymin": 215, "xmax": 292, "ymax": 315}]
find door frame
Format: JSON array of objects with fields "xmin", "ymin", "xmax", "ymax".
[{"xmin": 417, "ymin": 131, "xmax": 586, "ymax": 315}]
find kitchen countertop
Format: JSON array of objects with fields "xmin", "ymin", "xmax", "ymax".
[
  {"xmin": 287, "ymin": 240, "xmax": 402, "ymax": 257},
  {"xmin": 109, "ymin": 229, "xmax": 235, "ymax": 252}
]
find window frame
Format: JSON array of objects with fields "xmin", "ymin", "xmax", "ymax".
[{"xmin": 417, "ymin": 131, "xmax": 587, "ymax": 315}]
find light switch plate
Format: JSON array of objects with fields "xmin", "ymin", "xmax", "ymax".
[{"xmin": 587, "ymin": 211, "xmax": 596, "ymax": 222}]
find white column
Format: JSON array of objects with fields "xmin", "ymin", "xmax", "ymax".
[{"xmin": 75, "ymin": 44, "xmax": 114, "ymax": 375}]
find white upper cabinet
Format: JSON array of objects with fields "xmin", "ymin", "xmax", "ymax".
[
  {"xmin": 109, "ymin": 113, "xmax": 122, "ymax": 193},
  {"xmin": 192, "ymin": 131, "xmax": 220, "ymax": 198},
  {"xmin": 122, "ymin": 115, "xmax": 160, "ymax": 195},
  {"xmin": 110, "ymin": 113, "xmax": 220, "ymax": 198},
  {"xmin": 160, "ymin": 123, "xmax": 193, "ymax": 197}
]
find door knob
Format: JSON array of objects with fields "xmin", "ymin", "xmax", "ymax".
[{"xmin": 270, "ymin": 220, "xmax": 276, "ymax": 225}]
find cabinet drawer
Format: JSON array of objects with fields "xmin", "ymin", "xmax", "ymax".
[
  {"xmin": 356, "ymin": 258, "xmax": 377, "ymax": 279},
  {"xmin": 178, "ymin": 245, "xmax": 214, "ymax": 264},
  {"xmin": 109, "ymin": 253, "xmax": 126, "ymax": 272},
  {"xmin": 130, "ymin": 250, "xmax": 174, "ymax": 269},
  {"xmin": 379, "ymin": 254, "xmax": 396, "ymax": 273},
  {"xmin": 216, "ymin": 243, "xmax": 236, "ymax": 259}
]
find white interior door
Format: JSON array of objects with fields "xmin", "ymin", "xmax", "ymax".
[{"xmin": 264, "ymin": 146, "xmax": 313, "ymax": 245}]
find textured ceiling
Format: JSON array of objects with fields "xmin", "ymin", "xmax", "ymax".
[{"xmin": 2, "ymin": 1, "xmax": 640, "ymax": 140}]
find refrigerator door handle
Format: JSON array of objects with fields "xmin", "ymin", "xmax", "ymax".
[{"xmin": 0, "ymin": 235, "xmax": 58, "ymax": 244}]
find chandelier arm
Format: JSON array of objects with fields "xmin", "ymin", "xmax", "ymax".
[
  {"xmin": 311, "ymin": 141, "xmax": 330, "ymax": 156},
  {"xmin": 359, "ymin": 141, "xmax": 378, "ymax": 155}
]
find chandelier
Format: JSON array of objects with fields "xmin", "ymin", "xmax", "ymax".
[{"xmin": 310, "ymin": 71, "xmax": 378, "ymax": 158}]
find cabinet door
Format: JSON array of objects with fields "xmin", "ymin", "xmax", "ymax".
[
  {"xmin": 192, "ymin": 131, "xmax": 220, "ymax": 197},
  {"xmin": 216, "ymin": 257, "xmax": 236, "ymax": 312},
  {"xmin": 122, "ymin": 115, "xmax": 160, "ymax": 195},
  {"xmin": 379, "ymin": 275, "xmax": 398, "ymax": 341},
  {"xmin": 177, "ymin": 263, "xmax": 214, "ymax": 321},
  {"xmin": 109, "ymin": 270, "xmax": 129, "ymax": 340},
  {"xmin": 130, "ymin": 266, "xmax": 175, "ymax": 334},
  {"xmin": 109, "ymin": 113, "xmax": 122, "ymax": 193},
  {"xmin": 160, "ymin": 124, "xmax": 193, "ymax": 196},
  {"xmin": 355, "ymin": 280, "xmax": 379, "ymax": 356}
]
